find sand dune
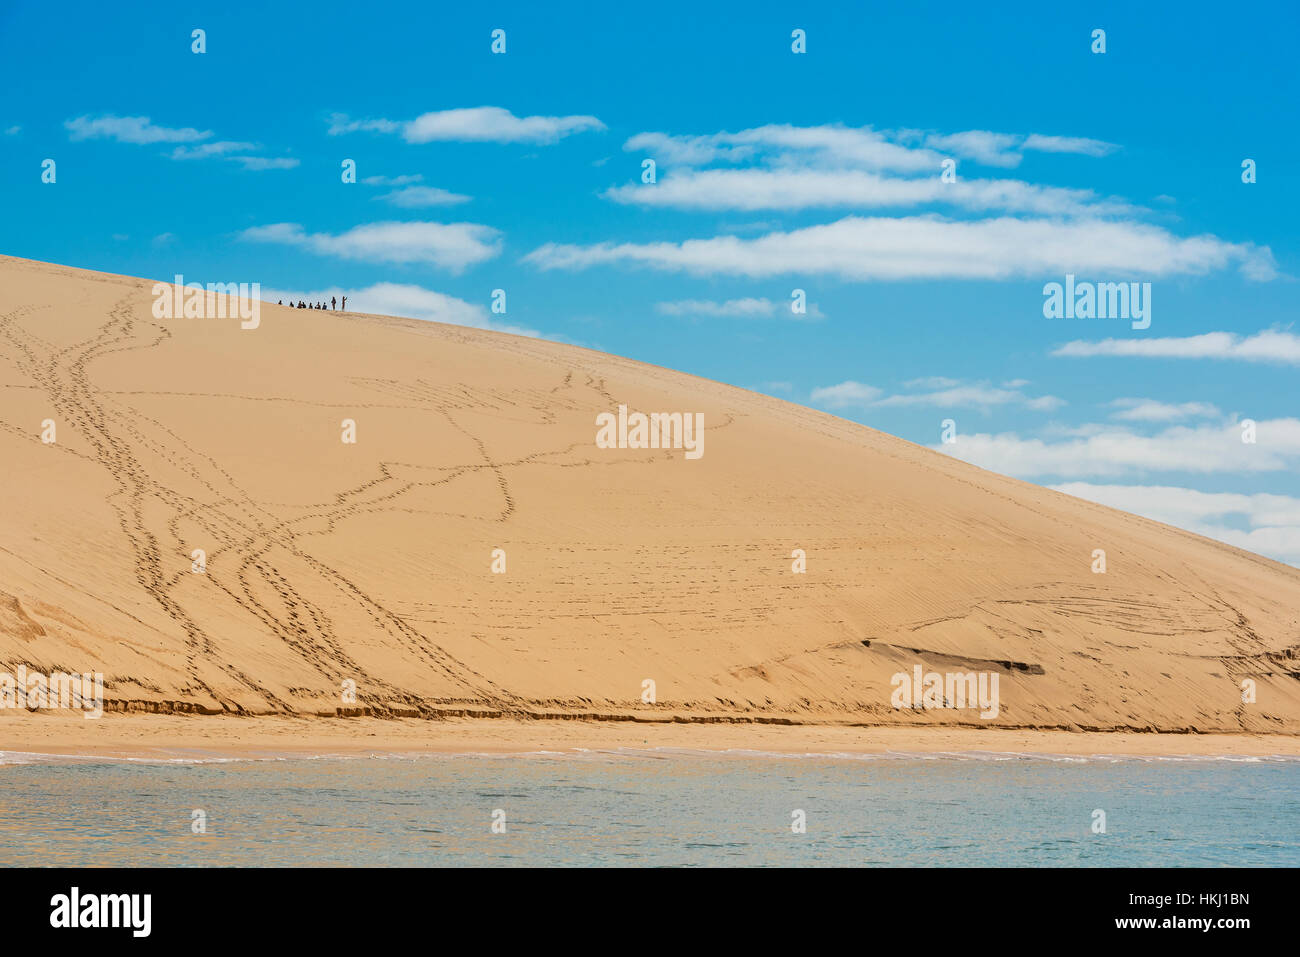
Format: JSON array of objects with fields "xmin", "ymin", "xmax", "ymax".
[{"xmin": 2, "ymin": 254, "xmax": 1298, "ymax": 739}]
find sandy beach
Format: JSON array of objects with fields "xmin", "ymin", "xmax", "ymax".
[{"xmin": 4, "ymin": 712, "xmax": 1300, "ymax": 762}]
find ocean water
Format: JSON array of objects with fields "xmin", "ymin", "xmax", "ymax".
[{"xmin": 1, "ymin": 750, "xmax": 1297, "ymax": 866}]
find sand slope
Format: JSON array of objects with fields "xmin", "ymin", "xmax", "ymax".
[{"xmin": 1, "ymin": 254, "xmax": 1298, "ymax": 734}]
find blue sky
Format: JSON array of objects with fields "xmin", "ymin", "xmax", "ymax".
[{"xmin": 2, "ymin": 0, "xmax": 1298, "ymax": 562}]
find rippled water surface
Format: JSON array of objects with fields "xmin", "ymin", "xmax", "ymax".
[{"xmin": 2, "ymin": 750, "xmax": 1297, "ymax": 866}]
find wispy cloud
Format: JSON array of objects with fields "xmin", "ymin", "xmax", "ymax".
[
  {"xmin": 67, "ymin": 113, "xmax": 295, "ymax": 170},
  {"xmin": 66, "ymin": 113, "xmax": 209, "ymax": 144},
  {"xmin": 626, "ymin": 124, "xmax": 939, "ymax": 171},
  {"xmin": 1055, "ymin": 330, "xmax": 1300, "ymax": 363},
  {"xmin": 227, "ymin": 156, "xmax": 299, "ymax": 170},
  {"xmin": 577, "ymin": 122, "xmax": 1269, "ymax": 287},
  {"xmin": 526, "ymin": 216, "xmax": 1275, "ymax": 281},
  {"xmin": 170, "ymin": 141, "xmax": 257, "ymax": 159},
  {"xmin": 329, "ymin": 106, "xmax": 604, "ymax": 144},
  {"xmin": 627, "ymin": 123, "xmax": 1117, "ymax": 172},
  {"xmin": 921, "ymin": 130, "xmax": 1023, "ymax": 167},
  {"xmin": 605, "ymin": 168, "xmax": 1133, "ymax": 216},
  {"xmin": 362, "ymin": 174, "xmax": 424, "ymax": 187},
  {"xmin": 655, "ymin": 297, "xmax": 821, "ymax": 319},
  {"xmin": 374, "ymin": 185, "xmax": 471, "ymax": 207},
  {"xmin": 920, "ymin": 130, "xmax": 1118, "ymax": 167},
  {"xmin": 241, "ymin": 221, "xmax": 501, "ymax": 272},
  {"xmin": 937, "ymin": 418, "xmax": 1300, "ymax": 477},
  {"xmin": 1022, "ymin": 134, "xmax": 1119, "ymax": 157},
  {"xmin": 907, "ymin": 376, "xmax": 963, "ymax": 389},
  {"xmin": 812, "ymin": 378, "xmax": 1061, "ymax": 411},
  {"xmin": 1053, "ymin": 482, "xmax": 1300, "ymax": 565},
  {"xmin": 809, "ymin": 381, "xmax": 883, "ymax": 406},
  {"xmin": 1108, "ymin": 398, "xmax": 1221, "ymax": 422},
  {"xmin": 879, "ymin": 385, "xmax": 1063, "ymax": 411}
]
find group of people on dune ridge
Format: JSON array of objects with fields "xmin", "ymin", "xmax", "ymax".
[{"xmin": 277, "ymin": 296, "xmax": 346, "ymax": 311}]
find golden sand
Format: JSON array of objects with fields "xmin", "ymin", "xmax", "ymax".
[{"xmin": 1, "ymin": 254, "xmax": 1298, "ymax": 755}]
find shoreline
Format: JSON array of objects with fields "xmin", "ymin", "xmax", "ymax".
[{"xmin": 3, "ymin": 714, "xmax": 1299, "ymax": 764}]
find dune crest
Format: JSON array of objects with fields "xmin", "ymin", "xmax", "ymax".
[{"xmin": 1, "ymin": 255, "xmax": 1298, "ymax": 734}]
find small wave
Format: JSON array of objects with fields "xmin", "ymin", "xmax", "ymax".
[{"xmin": 0, "ymin": 749, "xmax": 285, "ymax": 767}]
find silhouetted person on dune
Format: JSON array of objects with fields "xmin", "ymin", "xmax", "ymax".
[
  {"xmin": 331, "ymin": 296, "xmax": 337, "ymax": 310},
  {"xmin": 341, "ymin": 296, "xmax": 347, "ymax": 312}
]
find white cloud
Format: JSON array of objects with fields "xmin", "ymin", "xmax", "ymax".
[
  {"xmin": 625, "ymin": 131, "xmax": 756, "ymax": 166},
  {"xmin": 170, "ymin": 141, "xmax": 257, "ymax": 159},
  {"xmin": 329, "ymin": 107, "xmax": 604, "ymax": 144},
  {"xmin": 814, "ymin": 378, "xmax": 1061, "ymax": 411},
  {"xmin": 1054, "ymin": 330, "xmax": 1300, "ymax": 364},
  {"xmin": 67, "ymin": 113, "xmax": 294, "ymax": 170},
  {"xmin": 227, "ymin": 156, "xmax": 299, "ymax": 170},
  {"xmin": 657, "ymin": 297, "xmax": 776, "ymax": 317},
  {"xmin": 879, "ymin": 385, "xmax": 1064, "ymax": 411},
  {"xmin": 374, "ymin": 185, "xmax": 471, "ymax": 207},
  {"xmin": 4, "ymin": 125, "xmax": 20, "ymax": 135},
  {"xmin": 241, "ymin": 221, "xmax": 501, "ymax": 272},
  {"xmin": 265, "ymin": 282, "xmax": 539, "ymax": 337},
  {"xmin": 1054, "ymin": 482, "xmax": 1300, "ymax": 528},
  {"xmin": 809, "ymin": 381, "xmax": 883, "ymax": 407},
  {"xmin": 405, "ymin": 107, "xmax": 603, "ymax": 143},
  {"xmin": 1052, "ymin": 482, "xmax": 1300, "ymax": 565},
  {"xmin": 922, "ymin": 130, "xmax": 1119, "ymax": 166},
  {"xmin": 626, "ymin": 124, "xmax": 938, "ymax": 172},
  {"xmin": 924, "ymin": 130, "xmax": 1023, "ymax": 167},
  {"xmin": 66, "ymin": 113, "xmax": 210, "ymax": 144},
  {"xmin": 906, "ymin": 376, "xmax": 962, "ymax": 389},
  {"xmin": 1022, "ymin": 134, "xmax": 1119, "ymax": 157},
  {"xmin": 327, "ymin": 115, "xmax": 402, "ymax": 135},
  {"xmin": 1109, "ymin": 398, "xmax": 1221, "ymax": 422},
  {"xmin": 362, "ymin": 174, "xmax": 424, "ymax": 186},
  {"xmin": 628, "ymin": 124, "xmax": 1119, "ymax": 172},
  {"xmin": 604, "ymin": 168, "xmax": 1132, "ymax": 216},
  {"xmin": 655, "ymin": 297, "xmax": 821, "ymax": 319},
  {"xmin": 526, "ymin": 216, "xmax": 1276, "ymax": 282},
  {"xmin": 937, "ymin": 418, "xmax": 1300, "ymax": 477}
]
